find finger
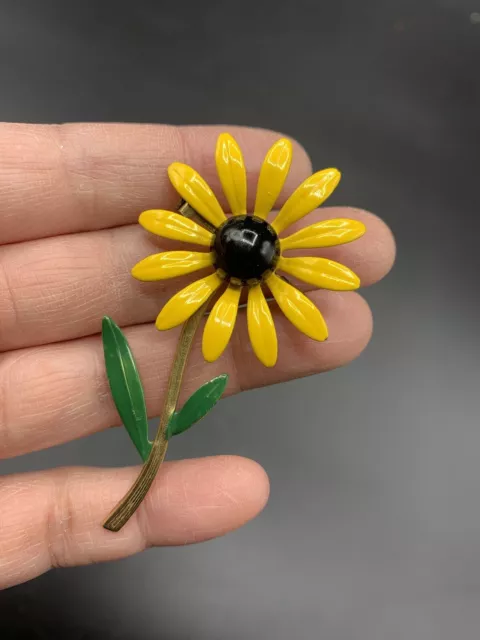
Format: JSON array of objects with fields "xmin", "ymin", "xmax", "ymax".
[
  {"xmin": 0, "ymin": 456, "xmax": 269, "ymax": 589},
  {"xmin": 0, "ymin": 290, "xmax": 371, "ymax": 459},
  {"xmin": 0, "ymin": 208, "xmax": 393, "ymax": 351},
  {"xmin": 0, "ymin": 123, "xmax": 312, "ymax": 245}
]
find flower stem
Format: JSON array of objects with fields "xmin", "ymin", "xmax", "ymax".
[{"xmin": 103, "ymin": 301, "xmax": 208, "ymax": 532}]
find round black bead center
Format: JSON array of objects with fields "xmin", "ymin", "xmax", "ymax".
[{"xmin": 214, "ymin": 215, "xmax": 279, "ymax": 283}]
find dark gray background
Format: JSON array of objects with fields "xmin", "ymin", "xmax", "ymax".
[{"xmin": 1, "ymin": 0, "xmax": 480, "ymax": 638}]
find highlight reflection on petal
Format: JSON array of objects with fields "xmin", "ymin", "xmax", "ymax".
[
  {"xmin": 131, "ymin": 251, "xmax": 214, "ymax": 281},
  {"xmin": 254, "ymin": 138, "xmax": 293, "ymax": 219},
  {"xmin": 168, "ymin": 162, "xmax": 227, "ymax": 228},
  {"xmin": 278, "ymin": 256, "xmax": 360, "ymax": 291},
  {"xmin": 267, "ymin": 272, "xmax": 328, "ymax": 341},
  {"xmin": 156, "ymin": 272, "xmax": 223, "ymax": 330},
  {"xmin": 280, "ymin": 218, "xmax": 365, "ymax": 251},
  {"xmin": 139, "ymin": 210, "xmax": 214, "ymax": 246},
  {"xmin": 247, "ymin": 285, "xmax": 278, "ymax": 367},
  {"xmin": 272, "ymin": 168, "xmax": 341, "ymax": 234},
  {"xmin": 202, "ymin": 285, "xmax": 241, "ymax": 362},
  {"xmin": 215, "ymin": 133, "xmax": 247, "ymax": 215}
]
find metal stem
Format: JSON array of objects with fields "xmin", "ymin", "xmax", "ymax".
[
  {"xmin": 103, "ymin": 301, "xmax": 208, "ymax": 531},
  {"xmin": 103, "ymin": 197, "xmax": 212, "ymax": 531}
]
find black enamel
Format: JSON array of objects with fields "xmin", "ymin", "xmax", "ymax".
[{"xmin": 213, "ymin": 215, "xmax": 279, "ymax": 283}]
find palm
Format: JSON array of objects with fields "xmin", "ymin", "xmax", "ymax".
[{"xmin": 0, "ymin": 123, "xmax": 394, "ymax": 589}]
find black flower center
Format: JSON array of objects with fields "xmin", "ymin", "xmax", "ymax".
[{"xmin": 213, "ymin": 215, "xmax": 280, "ymax": 284}]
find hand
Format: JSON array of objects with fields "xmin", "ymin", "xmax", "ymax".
[{"xmin": 0, "ymin": 123, "xmax": 395, "ymax": 588}]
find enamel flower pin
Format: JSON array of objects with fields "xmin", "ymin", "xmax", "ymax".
[{"xmin": 101, "ymin": 134, "xmax": 365, "ymax": 531}]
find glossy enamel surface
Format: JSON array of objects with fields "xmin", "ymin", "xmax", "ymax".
[
  {"xmin": 168, "ymin": 162, "xmax": 227, "ymax": 228},
  {"xmin": 131, "ymin": 251, "xmax": 214, "ymax": 281},
  {"xmin": 280, "ymin": 218, "xmax": 366, "ymax": 250},
  {"xmin": 130, "ymin": 133, "xmax": 368, "ymax": 368},
  {"xmin": 254, "ymin": 138, "xmax": 293, "ymax": 219},
  {"xmin": 102, "ymin": 317, "xmax": 151, "ymax": 462},
  {"xmin": 272, "ymin": 168, "xmax": 341, "ymax": 234},
  {"xmin": 247, "ymin": 284, "xmax": 278, "ymax": 367},
  {"xmin": 278, "ymin": 256, "xmax": 360, "ymax": 290},
  {"xmin": 202, "ymin": 285, "xmax": 241, "ymax": 362},
  {"xmin": 166, "ymin": 374, "xmax": 229, "ymax": 439},
  {"xmin": 267, "ymin": 272, "xmax": 328, "ymax": 341},
  {"xmin": 213, "ymin": 215, "xmax": 279, "ymax": 283},
  {"xmin": 156, "ymin": 272, "xmax": 223, "ymax": 330},
  {"xmin": 139, "ymin": 210, "xmax": 213, "ymax": 247},
  {"xmin": 215, "ymin": 133, "xmax": 247, "ymax": 215}
]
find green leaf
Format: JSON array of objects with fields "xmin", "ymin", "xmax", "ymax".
[
  {"xmin": 102, "ymin": 316, "xmax": 152, "ymax": 461},
  {"xmin": 166, "ymin": 374, "xmax": 228, "ymax": 439}
]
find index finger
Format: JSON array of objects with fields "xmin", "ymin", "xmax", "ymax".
[{"xmin": 0, "ymin": 123, "xmax": 312, "ymax": 244}]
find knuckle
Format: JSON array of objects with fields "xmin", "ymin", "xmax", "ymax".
[
  {"xmin": 45, "ymin": 470, "xmax": 79, "ymax": 569},
  {"xmin": 0, "ymin": 254, "xmax": 18, "ymax": 337}
]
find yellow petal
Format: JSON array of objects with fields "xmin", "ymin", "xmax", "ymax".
[
  {"xmin": 254, "ymin": 138, "xmax": 293, "ymax": 219},
  {"xmin": 267, "ymin": 272, "xmax": 328, "ymax": 341},
  {"xmin": 247, "ymin": 285, "xmax": 278, "ymax": 367},
  {"xmin": 215, "ymin": 133, "xmax": 247, "ymax": 215},
  {"xmin": 202, "ymin": 285, "xmax": 241, "ymax": 362},
  {"xmin": 131, "ymin": 251, "xmax": 214, "ymax": 281},
  {"xmin": 271, "ymin": 168, "xmax": 341, "ymax": 234},
  {"xmin": 280, "ymin": 218, "xmax": 366, "ymax": 251},
  {"xmin": 139, "ymin": 210, "xmax": 214, "ymax": 247},
  {"xmin": 278, "ymin": 256, "xmax": 360, "ymax": 291},
  {"xmin": 156, "ymin": 272, "xmax": 223, "ymax": 330},
  {"xmin": 168, "ymin": 162, "xmax": 227, "ymax": 228}
]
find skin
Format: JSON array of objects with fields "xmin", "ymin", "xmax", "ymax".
[{"xmin": 0, "ymin": 123, "xmax": 396, "ymax": 589}]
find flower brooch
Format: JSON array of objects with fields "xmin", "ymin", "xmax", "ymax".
[
  {"xmin": 131, "ymin": 134, "xmax": 365, "ymax": 366},
  {"xmin": 101, "ymin": 134, "xmax": 366, "ymax": 531}
]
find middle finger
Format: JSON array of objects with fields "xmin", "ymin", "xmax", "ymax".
[{"xmin": 0, "ymin": 208, "xmax": 392, "ymax": 351}]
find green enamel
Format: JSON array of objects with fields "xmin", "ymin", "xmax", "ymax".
[
  {"xmin": 166, "ymin": 374, "xmax": 228, "ymax": 439},
  {"xmin": 102, "ymin": 316, "xmax": 152, "ymax": 462}
]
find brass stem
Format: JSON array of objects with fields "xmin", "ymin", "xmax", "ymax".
[{"xmin": 103, "ymin": 301, "xmax": 208, "ymax": 532}]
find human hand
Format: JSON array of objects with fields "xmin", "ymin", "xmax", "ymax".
[{"xmin": 0, "ymin": 123, "xmax": 395, "ymax": 588}]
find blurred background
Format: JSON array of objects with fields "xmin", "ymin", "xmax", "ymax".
[{"xmin": 1, "ymin": 0, "xmax": 480, "ymax": 638}]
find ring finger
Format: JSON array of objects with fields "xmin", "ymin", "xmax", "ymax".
[{"xmin": 0, "ymin": 289, "xmax": 373, "ymax": 459}]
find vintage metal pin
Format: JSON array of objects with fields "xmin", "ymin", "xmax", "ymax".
[{"xmin": 101, "ymin": 133, "xmax": 366, "ymax": 532}]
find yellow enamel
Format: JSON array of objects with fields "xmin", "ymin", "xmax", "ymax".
[
  {"xmin": 254, "ymin": 138, "xmax": 293, "ymax": 219},
  {"xmin": 138, "ymin": 210, "xmax": 213, "ymax": 247},
  {"xmin": 280, "ymin": 218, "xmax": 366, "ymax": 251},
  {"xmin": 156, "ymin": 272, "xmax": 223, "ymax": 330},
  {"xmin": 131, "ymin": 251, "xmax": 214, "ymax": 281},
  {"xmin": 202, "ymin": 285, "xmax": 241, "ymax": 362},
  {"xmin": 168, "ymin": 162, "xmax": 227, "ymax": 228},
  {"xmin": 267, "ymin": 272, "xmax": 328, "ymax": 341},
  {"xmin": 271, "ymin": 168, "xmax": 341, "ymax": 234},
  {"xmin": 278, "ymin": 256, "xmax": 360, "ymax": 291},
  {"xmin": 247, "ymin": 285, "xmax": 278, "ymax": 367},
  {"xmin": 215, "ymin": 133, "xmax": 247, "ymax": 215}
]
